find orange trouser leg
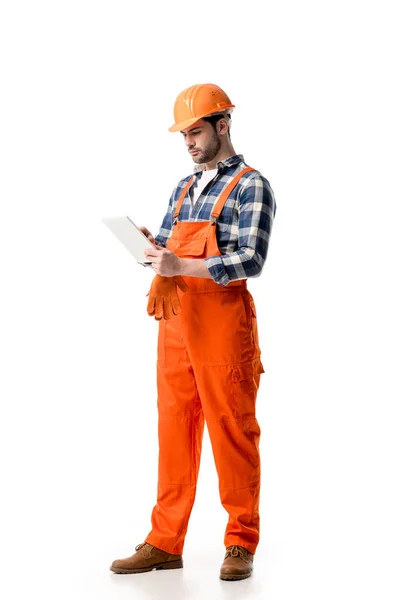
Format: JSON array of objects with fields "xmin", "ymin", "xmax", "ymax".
[
  {"xmin": 145, "ymin": 317, "xmax": 204, "ymax": 555},
  {"xmin": 192, "ymin": 362, "xmax": 261, "ymax": 555},
  {"xmin": 176, "ymin": 286, "xmax": 262, "ymax": 555}
]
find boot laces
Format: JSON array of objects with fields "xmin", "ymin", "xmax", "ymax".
[
  {"xmin": 135, "ymin": 542, "xmax": 152, "ymax": 555},
  {"xmin": 225, "ymin": 545, "xmax": 251, "ymax": 562},
  {"xmin": 135, "ymin": 543, "xmax": 146, "ymax": 552}
]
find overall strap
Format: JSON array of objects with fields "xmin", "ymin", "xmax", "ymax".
[
  {"xmin": 173, "ymin": 177, "xmax": 195, "ymax": 219},
  {"xmin": 172, "ymin": 166, "xmax": 254, "ymax": 222},
  {"xmin": 210, "ymin": 167, "xmax": 254, "ymax": 219}
]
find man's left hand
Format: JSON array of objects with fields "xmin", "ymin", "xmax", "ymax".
[{"xmin": 144, "ymin": 246, "xmax": 183, "ymax": 277}]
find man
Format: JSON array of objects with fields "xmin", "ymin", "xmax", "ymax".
[{"xmin": 110, "ymin": 83, "xmax": 276, "ymax": 581}]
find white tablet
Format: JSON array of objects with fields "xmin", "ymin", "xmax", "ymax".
[{"xmin": 102, "ymin": 216, "xmax": 155, "ymax": 266}]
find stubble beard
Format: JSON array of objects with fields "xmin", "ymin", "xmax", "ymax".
[{"xmin": 192, "ymin": 132, "xmax": 221, "ymax": 164}]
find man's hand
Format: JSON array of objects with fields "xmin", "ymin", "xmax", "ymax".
[
  {"xmin": 144, "ymin": 246, "xmax": 183, "ymax": 277},
  {"xmin": 139, "ymin": 226, "xmax": 155, "ymax": 244}
]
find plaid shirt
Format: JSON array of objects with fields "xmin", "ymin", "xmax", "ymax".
[{"xmin": 154, "ymin": 154, "xmax": 276, "ymax": 286}]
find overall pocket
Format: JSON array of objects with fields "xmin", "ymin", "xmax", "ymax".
[
  {"xmin": 231, "ymin": 358, "xmax": 265, "ymax": 421},
  {"xmin": 167, "ymin": 237, "xmax": 207, "ymax": 258}
]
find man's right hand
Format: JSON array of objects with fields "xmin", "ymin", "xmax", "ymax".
[{"xmin": 139, "ymin": 226, "xmax": 155, "ymax": 244}]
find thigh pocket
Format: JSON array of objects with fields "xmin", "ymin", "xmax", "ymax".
[{"xmin": 231, "ymin": 358, "xmax": 265, "ymax": 421}]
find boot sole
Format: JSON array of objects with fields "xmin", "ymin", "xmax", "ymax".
[
  {"xmin": 220, "ymin": 571, "xmax": 252, "ymax": 581},
  {"xmin": 110, "ymin": 558, "xmax": 183, "ymax": 574}
]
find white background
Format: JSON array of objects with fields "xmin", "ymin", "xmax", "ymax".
[{"xmin": 1, "ymin": 1, "xmax": 399, "ymax": 598}]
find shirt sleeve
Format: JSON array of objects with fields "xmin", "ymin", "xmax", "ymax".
[
  {"xmin": 204, "ymin": 173, "xmax": 277, "ymax": 286},
  {"xmin": 154, "ymin": 191, "xmax": 175, "ymax": 248}
]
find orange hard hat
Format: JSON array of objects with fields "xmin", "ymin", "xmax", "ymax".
[{"xmin": 169, "ymin": 83, "xmax": 235, "ymax": 132}]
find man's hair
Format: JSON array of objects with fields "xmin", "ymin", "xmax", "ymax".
[{"xmin": 203, "ymin": 112, "xmax": 232, "ymax": 138}]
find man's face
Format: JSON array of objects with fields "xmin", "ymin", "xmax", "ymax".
[{"xmin": 181, "ymin": 119, "xmax": 221, "ymax": 165}]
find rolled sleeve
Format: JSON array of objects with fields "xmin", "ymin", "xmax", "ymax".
[
  {"xmin": 204, "ymin": 255, "xmax": 231, "ymax": 286},
  {"xmin": 205, "ymin": 173, "xmax": 276, "ymax": 285}
]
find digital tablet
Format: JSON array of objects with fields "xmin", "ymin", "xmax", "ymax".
[{"xmin": 102, "ymin": 216, "xmax": 155, "ymax": 266}]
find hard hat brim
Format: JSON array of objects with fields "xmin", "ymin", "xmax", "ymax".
[
  {"xmin": 168, "ymin": 105, "xmax": 235, "ymax": 133},
  {"xmin": 168, "ymin": 116, "xmax": 204, "ymax": 133}
]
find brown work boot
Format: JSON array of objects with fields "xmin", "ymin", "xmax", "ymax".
[
  {"xmin": 219, "ymin": 545, "xmax": 254, "ymax": 581},
  {"xmin": 110, "ymin": 542, "xmax": 183, "ymax": 574}
]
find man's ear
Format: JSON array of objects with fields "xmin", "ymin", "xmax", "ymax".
[{"xmin": 218, "ymin": 119, "xmax": 229, "ymax": 135}]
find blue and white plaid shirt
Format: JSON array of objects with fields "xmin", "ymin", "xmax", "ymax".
[{"xmin": 154, "ymin": 154, "xmax": 277, "ymax": 286}]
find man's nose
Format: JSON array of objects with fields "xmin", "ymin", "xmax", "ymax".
[{"xmin": 185, "ymin": 135, "xmax": 194, "ymax": 147}]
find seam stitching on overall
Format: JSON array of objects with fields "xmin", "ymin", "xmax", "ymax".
[
  {"xmin": 168, "ymin": 387, "xmax": 199, "ymax": 552},
  {"xmin": 209, "ymin": 417, "xmax": 256, "ymax": 425},
  {"xmin": 158, "ymin": 481, "xmax": 194, "ymax": 486},
  {"xmin": 181, "ymin": 289, "xmax": 246, "ymax": 295},
  {"xmin": 220, "ymin": 481, "xmax": 260, "ymax": 493},
  {"xmin": 158, "ymin": 414, "xmax": 193, "ymax": 420},
  {"xmin": 198, "ymin": 360, "xmax": 259, "ymax": 367}
]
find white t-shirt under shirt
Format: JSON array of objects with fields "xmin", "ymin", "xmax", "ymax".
[{"xmin": 190, "ymin": 168, "xmax": 218, "ymax": 208}]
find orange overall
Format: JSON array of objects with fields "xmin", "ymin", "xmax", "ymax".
[{"xmin": 145, "ymin": 168, "xmax": 265, "ymax": 556}]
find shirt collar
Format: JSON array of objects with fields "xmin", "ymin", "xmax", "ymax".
[{"xmin": 193, "ymin": 154, "xmax": 244, "ymax": 174}]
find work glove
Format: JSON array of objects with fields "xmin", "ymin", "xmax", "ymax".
[{"xmin": 146, "ymin": 275, "xmax": 189, "ymax": 320}]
